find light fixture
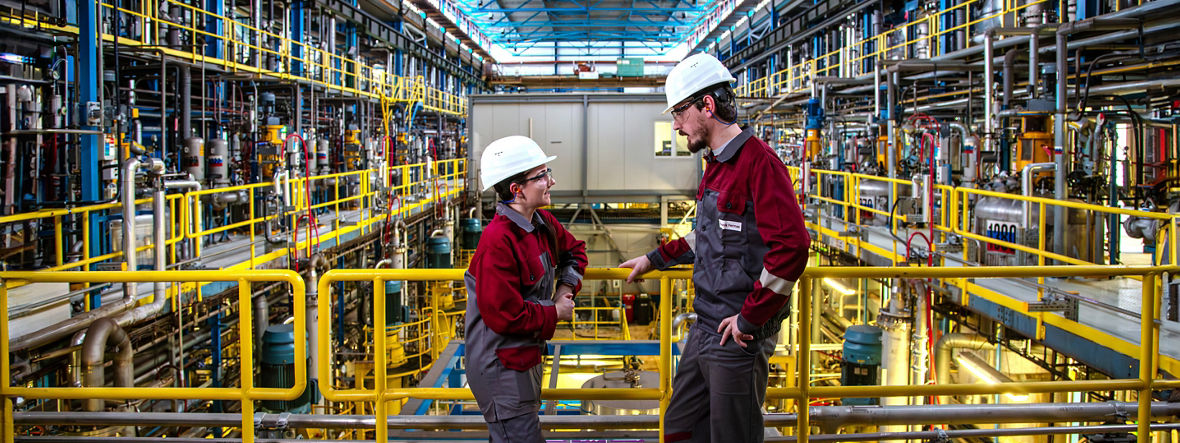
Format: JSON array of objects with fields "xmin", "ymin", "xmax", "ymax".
[
  {"xmin": 822, "ymin": 278, "xmax": 855, "ymax": 296},
  {"xmin": 955, "ymin": 351, "xmax": 1029, "ymax": 401}
]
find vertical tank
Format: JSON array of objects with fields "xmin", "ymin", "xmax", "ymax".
[
  {"xmin": 183, "ymin": 136, "xmax": 205, "ymax": 182},
  {"xmin": 208, "ymin": 138, "xmax": 229, "ymax": 187}
]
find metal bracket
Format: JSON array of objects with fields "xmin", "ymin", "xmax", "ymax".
[
  {"xmin": 836, "ymin": 225, "xmax": 868, "ymax": 241},
  {"xmin": 1028, "ymin": 292, "xmax": 1079, "ymax": 321}
]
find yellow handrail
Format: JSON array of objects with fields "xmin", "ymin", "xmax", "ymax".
[{"xmin": 0, "ymin": 270, "xmax": 305, "ymax": 443}]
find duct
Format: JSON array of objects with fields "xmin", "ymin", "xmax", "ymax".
[
  {"xmin": 1021, "ymin": 162, "xmax": 1057, "ymax": 230},
  {"xmin": 82, "ymin": 318, "xmax": 134, "ymax": 412},
  {"xmin": 933, "ymin": 333, "xmax": 995, "ymax": 404},
  {"xmin": 672, "ymin": 312, "xmax": 696, "ymax": 344},
  {"xmin": 1002, "ymin": 48, "xmax": 1021, "ymax": 108}
]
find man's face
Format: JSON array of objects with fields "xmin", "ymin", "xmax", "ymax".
[{"xmin": 672, "ymin": 95, "xmax": 712, "ymax": 154}]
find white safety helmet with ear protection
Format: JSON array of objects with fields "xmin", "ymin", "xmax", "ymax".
[
  {"xmin": 663, "ymin": 52, "xmax": 737, "ymax": 114},
  {"xmin": 479, "ymin": 135, "xmax": 556, "ymax": 192}
]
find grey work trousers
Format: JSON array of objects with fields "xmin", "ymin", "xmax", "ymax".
[
  {"xmin": 487, "ymin": 412, "xmax": 543, "ymax": 443},
  {"xmin": 664, "ymin": 323, "xmax": 775, "ymax": 442}
]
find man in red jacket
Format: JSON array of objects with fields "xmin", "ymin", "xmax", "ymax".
[{"xmin": 621, "ymin": 53, "xmax": 811, "ymax": 442}]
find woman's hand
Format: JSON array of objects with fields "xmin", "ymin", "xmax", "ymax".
[{"xmin": 555, "ymin": 288, "xmax": 576, "ymax": 321}]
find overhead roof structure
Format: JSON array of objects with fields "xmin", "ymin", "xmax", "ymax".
[{"xmin": 436, "ymin": 0, "xmax": 733, "ymax": 57}]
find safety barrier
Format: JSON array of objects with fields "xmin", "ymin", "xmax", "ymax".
[
  {"xmin": 315, "ymin": 268, "xmax": 688, "ymax": 441},
  {"xmin": 0, "ymin": 270, "xmax": 306, "ymax": 443},
  {"xmin": 794, "ymin": 166, "xmax": 1179, "ymax": 268},
  {"xmin": 1, "ymin": 265, "xmax": 1174, "ymax": 441}
]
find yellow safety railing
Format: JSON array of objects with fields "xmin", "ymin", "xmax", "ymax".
[
  {"xmin": 736, "ymin": 0, "xmax": 1051, "ymax": 98},
  {"xmin": 308, "ymin": 265, "xmax": 1173, "ymax": 442},
  {"xmin": 792, "ymin": 166, "xmax": 1180, "ymax": 270},
  {"xmin": 316, "ymin": 268, "xmax": 687, "ymax": 442},
  {"xmin": 0, "ymin": 194, "xmax": 186, "ymax": 276},
  {"xmin": 0, "ymin": 270, "xmax": 306, "ymax": 443},
  {"xmin": 0, "ymin": 0, "xmax": 466, "ymax": 116},
  {"xmin": 185, "ymin": 159, "xmax": 465, "ymax": 270},
  {"xmin": 779, "ymin": 265, "xmax": 1173, "ymax": 443}
]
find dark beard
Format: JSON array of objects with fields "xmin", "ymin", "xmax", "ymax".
[{"xmin": 686, "ymin": 135, "xmax": 708, "ymax": 153}]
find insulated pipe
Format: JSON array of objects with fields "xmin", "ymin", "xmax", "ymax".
[
  {"xmin": 306, "ymin": 253, "xmax": 326, "ymax": 391},
  {"xmin": 122, "ymin": 157, "xmax": 142, "ymax": 299},
  {"xmin": 947, "ymin": 122, "xmax": 974, "ymax": 186},
  {"xmin": 672, "ymin": 312, "xmax": 697, "ymax": 343},
  {"xmin": 1003, "ymin": 48, "xmax": 1019, "ymax": 108},
  {"xmin": 934, "ymin": 333, "xmax": 994, "ymax": 404},
  {"xmin": 151, "ymin": 186, "xmax": 166, "ymax": 302},
  {"xmin": 1029, "ymin": 28, "xmax": 1040, "ymax": 99},
  {"xmin": 1021, "ymin": 162, "xmax": 1057, "ymax": 230},
  {"xmin": 180, "ymin": 66, "xmax": 191, "ymax": 138},
  {"xmin": 254, "ymin": 292, "xmax": 269, "ymax": 349},
  {"xmin": 984, "ymin": 31, "xmax": 995, "ymax": 163},
  {"xmin": 81, "ymin": 318, "xmax": 134, "ymax": 412},
  {"xmin": 1053, "ymin": 25, "xmax": 1070, "ymax": 261}
]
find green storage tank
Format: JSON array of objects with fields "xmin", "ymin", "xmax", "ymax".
[
  {"xmin": 426, "ymin": 235, "xmax": 452, "ymax": 268},
  {"xmin": 384, "ymin": 280, "xmax": 403, "ymax": 325},
  {"xmin": 461, "ymin": 218, "xmax": 483, "ymax": 250},
  {"xmin": 259, "ymin": 324, "xmax": 313, "ymax": 413}
]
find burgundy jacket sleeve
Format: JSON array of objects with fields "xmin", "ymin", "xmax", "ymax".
[
  {"xmin": 645, "ymin": 233, "xmax": 696, "ymax": 270},
  {"xmin": 737, "ymin": 150, "xmax": 812, "ymax": 333},
  {"xmin": 543, "ymin": 211, "xmax": 588, "ymax": 293},
  {"xmin": 474, "ymin": 231, "xmax": 558, "ymax": 338}
]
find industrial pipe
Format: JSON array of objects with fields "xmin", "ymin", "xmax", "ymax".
[
  {"xmin": 81, "ymin": 318, "xmax": 134, "ymax": 412},
  {"xmin": 671, "ymin": 312, "xmax": 696, "ymax": 343},
  {"xmin": 984, "ymin": 31, "xmax": 995, "ymax": 163},
  {"xmin": 1021, "ymin": 162, "xmax": 1057, "ymax": 237},
  {"xmin": 306, "ymin": 253, "xmax": 327, "ymax": 393},
  {"xmin": 20, "ymin": 401, "xmax": 1180, "ymax": 429},
  {"xmin": 933, "ymin": 333, "xmax": 994, "ymax": 404}
]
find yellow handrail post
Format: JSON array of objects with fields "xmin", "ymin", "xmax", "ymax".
[
  {"xmin": 374, "ymin": 277, "xmax": 389, "ymax": 442},
  {"xmin": 53, "ymin": 215, "xmax": 63, "ymax": 267},
  {"xmin": 659, "ymin": 276, "xmax": 672, "ymax": 443},
  {"xmin": 798, "ymin": 277, "xmax": 812, "ymax": 443},
  {"xmin": 1, "ymin": 283, "xmax": 11, "ymax": 443},
  {"xmin": 238, "ymin": 279, "xmax": 255, "ymax": 443},
  {"xmin": 1139, "ymin": 272, "xmax": 1157, "ymax": 442}
]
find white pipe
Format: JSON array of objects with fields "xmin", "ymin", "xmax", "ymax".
[
  {"xmin": 122, "ymin": 157, "xmax": 142, "ymax": 299},
  {"xmin": 1021, "ymin": 162, "xmax": 1057, "ymax": 231}
]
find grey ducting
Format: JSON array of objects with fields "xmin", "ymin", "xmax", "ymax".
[
  {"xmin": 934, "ymin": 333, "xmax": 995, "ymax": 404},
  {"xmin": 82, "ymin": 318, "xmax": 134, "ymax": 412}
]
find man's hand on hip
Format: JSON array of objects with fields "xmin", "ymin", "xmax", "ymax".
[{"xmin": 717, "ymin": 314, "xmax": 754, "ymax": 348}]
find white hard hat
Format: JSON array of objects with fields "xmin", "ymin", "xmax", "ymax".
[
  {"xmin": 663, "ymin": 52, "xmax": 737, "ymax": 114},
  {"xmin": 479, "ymin": 135, "xmax": 556, "ymax": 192}
]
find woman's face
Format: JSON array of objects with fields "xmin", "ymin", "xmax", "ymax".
[{"xmin": 513, "ymin": 164, "xmax": 555, "ymax": 208}]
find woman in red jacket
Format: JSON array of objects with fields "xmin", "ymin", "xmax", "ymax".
[{"xmin": 464, "ymin": 135, "xmax": 586, "ymax": 442}]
